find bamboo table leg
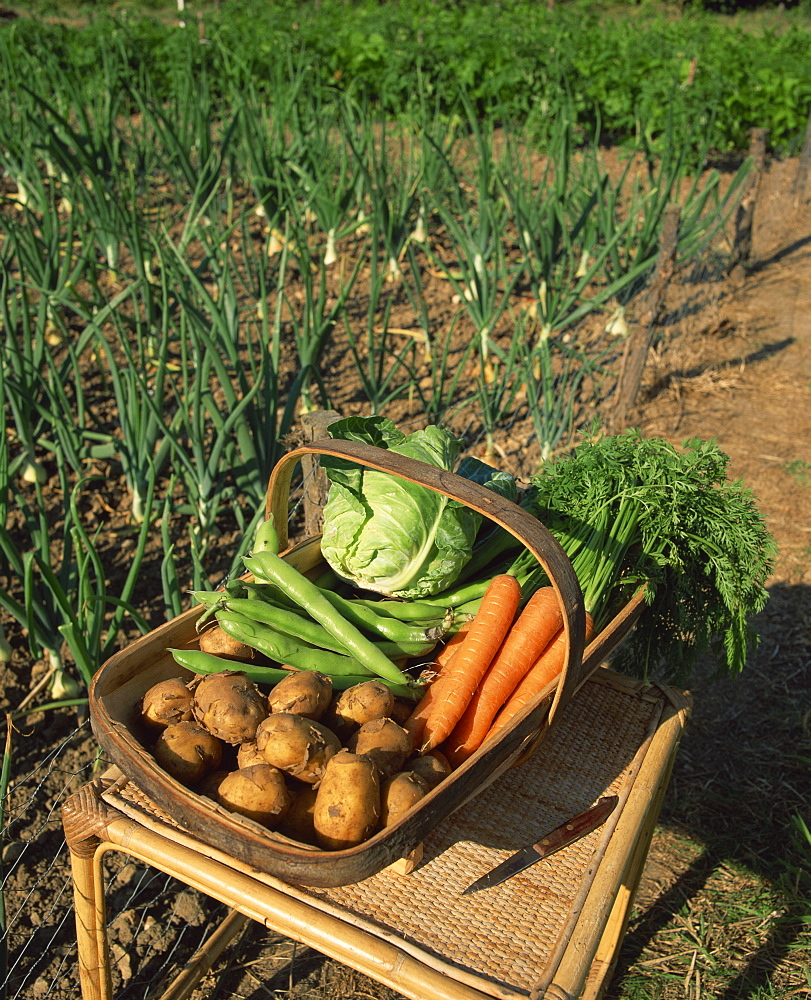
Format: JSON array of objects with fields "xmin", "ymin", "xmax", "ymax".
[
  {"xmin": 62, "ymin": 780, "xmax": 116, "ymax": 1000},
  {"xmin": 156, "ymin": 909, "xmax": 252, "ymax": 1000}
]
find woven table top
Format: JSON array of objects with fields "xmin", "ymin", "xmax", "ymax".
[{"xmin": 299, "ymin": 672, "xmax": 666, "ymax": 996}]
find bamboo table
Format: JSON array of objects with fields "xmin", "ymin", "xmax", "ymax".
[{"xmin": 63, "ymin": 669, "xmax": 691, "ymax": 1000}]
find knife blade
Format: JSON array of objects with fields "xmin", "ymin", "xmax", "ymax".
[{"xmin": 461, "ymin": 794, "xmax": 619, "ymax": 895}]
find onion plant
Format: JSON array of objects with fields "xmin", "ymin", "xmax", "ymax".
[
  {"xmin": 496, "ymin": 119, "xmax": 648, "ymax": 344},
  {"xmin": 22, "ymin": 84, "xmax": 133, "ymax": 274},
  {"xmin": 227, "ymin": 226, "xmax": 305, "ymax": 498},
  {"xmin": 159, "ymin": 261, "xmax": 267, "ymax": 576},
  {"xmin": 153, "ymin": 228, "xmax": 317, "ymax": 589},
  {"xmin": 281, "ymin": 213, "xmax": 365, "ymax": 412},
  {"xmin": 89, "ymin": 286, "xmax": 180, "ymax": 525},
  {"xmin": 133, "ymin": 90, "xmax": 242, "ymax": 250},
  {"xmin": 596, "ymin": 123, "xmax": 753, "ymax": 323},
  {"xmin": 400, "ymin": 308, "xmax": 475, "ymax": 426},
  {"xmin": 234, "ymin": 96, "xmax": 302, "ymax": 226},
  {"xmin": 340, "ymin": 236, "xmax": 421, "ymax": 414},
  {"xmin": 0, "ymin": 384, "xmax": 152, "ymax": 696},
  {"xmin": 0, "ymin": 260, "xmax": 52, "ymax": 487},
  {"xmin": 347, "ymin": 109, "xmax": 423, "ymax": 282},
  {"xmin": 284, "ymin": 103, "xmax": 366, "ymax": 268},
  {"xmin": 424, "ymin": 112, "xmax": 520, "ymax": 458},
  {"xmin": 521, "ymin": 327, "xmax": 611, "ymax": 464}
]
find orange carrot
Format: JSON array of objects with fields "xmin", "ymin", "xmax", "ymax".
[
  {"xmin": 483, "ymin": 611, "xmax": 595, "ymax": 745},
  {"xmin": 443, "ymin": 587, "xmax": 563, "ymax": 767},
  {"xmin": 415, "ymin": 574, "xmax": 522, "ymax": 753},
  {"xmin": 432, "ymin": 620, "xmax": 472, "ymax": 670},
  {"xmin": 403, "ymin": 621, "xmax": 473, "ymax": 751}
]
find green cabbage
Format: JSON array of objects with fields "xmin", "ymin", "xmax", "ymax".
[{"xmin": 319, "ymin": 416, "xmax": 502, "ymax": 599}]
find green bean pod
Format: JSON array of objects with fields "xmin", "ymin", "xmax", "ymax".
[
  {"xmin": 218, "ymin": 599, "xmax": 436, "ymax": 660},
  {"xmin": 168, "ymin": 647, "xmax": 291, "ymax": 686},
  {"xmin": 256, "ymin": 521, "xmax": 280, "ymax": 553},
  {"xmin": 242, "ymin": 552, "xmax": 413, "ymax": 687},
  {"xmin": 221, "ymin": 597, "xmax": 354, "ymax": 653},
  {"xmin": 325, "ymin": 674, "xmax": 420, "ymax": 699},
  {"xmin": 315, "ymin": 589, "xmax": 453, "ymax": 644},
  {"xmin": 217, "ymin": 611, "xmax": 380, "ymax": 678},
  {"xmin": 346, "ymin": 597, "xmax": 456, "ymax": 623},
  {"xmin": 167, "ymin": 647, "xmax": 419, "ymax": 700}
]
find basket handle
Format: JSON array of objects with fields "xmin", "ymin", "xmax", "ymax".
[{"xmin": 265, "ymin": 439, "xmax": 587, "ymax": 726}]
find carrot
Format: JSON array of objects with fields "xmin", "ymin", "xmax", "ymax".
[
  {"xmin": 413, "ymin": 574, "xmax": 522, "ymax": 753},
  {"xmin": 403, "ymin": 621, "xmax": 473, "ymax": 751},
  {"xmin": 483, "ymin": 611, "xmax": 595, "ymax": 745},
  {"xmin": 432, "ymin": 620, "xmax": 472, "ymax": 669},
  {"xmin": 443, "ymin": 587, "xmax": 563, "ymax": 767}
]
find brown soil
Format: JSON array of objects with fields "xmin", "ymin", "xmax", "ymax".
[{"xmin": 2, "ymin": 154, "xmax": 810, "ymax": 999}]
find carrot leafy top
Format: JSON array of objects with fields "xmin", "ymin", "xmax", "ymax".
[{"xmin": 526, "ymin": 430, "xmax": 776, "ymax": 682}]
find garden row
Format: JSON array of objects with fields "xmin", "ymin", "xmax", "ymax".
[{"xmin": 3, "ymin": 0, "xmax": 811, "ymax": 156}]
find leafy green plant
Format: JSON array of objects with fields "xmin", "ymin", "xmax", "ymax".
[{"xmin": 0, "ymin": 417, "xmax": 152, "ymax": 696}]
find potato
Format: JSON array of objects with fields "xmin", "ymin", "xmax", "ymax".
[
  {"xmin": 313, "ymin": 751, "xmax": 381, "ymax": 850},
  {"xmin": 153, "ymin": 721, "xmax": 223, "ymax": 786},
  {"xmin": 389, "ymin": 698, "xmax": 414, "ymax": 728},
  {"xmin": 407, "ymin": 750, "xmax": 453, "ymax": 789},
  {"xmin": 255, "ymin": 713, "xmax": 341, "ymax": 784},
  {"xmin": 197, "ymin": 768, "xmax": 230, "ymax": 800},
  {"xmin": 278, "ymin": 785, "xmax": 319, "ymax": 843},
  {"xmin": 380, "ymin": 771, "xmax": 429, "ymax": 826},
  {"xmin": 140, "ymin": 677, "xmax": 194, "ymax": 730},
  {"xmin": 236, "ymin": 740, "xmax": 266, "ymax": 769},
  {"xmin": 347, "ymin": 717, "xmax": 412, "ymax": 778},
  {"xmin": 324, "ymin": 680, "xmax": 396, "ymax": 737},
  {"xmin": 191, "ymin": 670, "xmax": 268, "ymax": 744},
  {"xmin": 267, "ymin": 671, "xmax": 332, "ymax": 721},
  {"xmin": 198, "ymin": 624, "xmax": 257, "ymax": 663},
  {"xmin": 215, "ymin": 763, "xmax": 291, "ymax": 828}
]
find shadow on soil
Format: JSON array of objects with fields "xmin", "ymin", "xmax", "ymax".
[{"xmin": 608, "ymin": 580, "xmax": 811, "ymax": 997}]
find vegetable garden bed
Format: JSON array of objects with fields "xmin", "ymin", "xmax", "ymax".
[{"xmin": 1, "ymin": 3, "xmax": 810, "ymax": 995}]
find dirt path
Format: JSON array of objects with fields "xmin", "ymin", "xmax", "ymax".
[{"xmin": 640, "ymin": 157, "xmax": 811, "ymax": 587}]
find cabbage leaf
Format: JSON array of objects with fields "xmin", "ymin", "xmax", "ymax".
[{"xmin": 319, "ymin": 416, "xmax": 503, "ymax": 598}]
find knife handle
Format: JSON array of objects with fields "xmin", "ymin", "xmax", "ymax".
[{"xmin": 533, "ymin": 795, "xmax": 618, "ymax": 854}]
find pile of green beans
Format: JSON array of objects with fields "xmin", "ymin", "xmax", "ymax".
[
  {"xmin": 168, "ymin": 646, "xmax": 421, "ymax": 699},
  {"xmin": 169, "ymin": 518, "xmax": 463, "ymax": 698}
]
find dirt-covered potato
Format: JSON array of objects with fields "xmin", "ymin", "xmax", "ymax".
[
  {"xmin": 380, "ymin": 771, "xmax": 430, "ymax": 826},
  {"xmin": 198, "ymin": 624, "xmax": 257, "ymax": 663},
  {"xmin": 153, "ymin": 721, "xmax": 223, "ymax": 786},
  {"xmin": 236, "ymin": 740, "xmax": 265, "ymax": 769},
  {"xmin": 140, "ymin": 677, "xmax": 194, "ymax": 730},
  {"xmin": 215, "ymin": 763, "xmax": 291, "ymax": 827},
  {"xmin": 347, "ymin": 717, "xmax": 412, "ymax": 778},
  {"xmin": 267, "ymin": 671, "xmax": 332, "ymax": 721},
  {"xmin": 255, "ymin": 713, "xmax": 341, "ymax": 784},
  {"xmin": 389, "ymin": 698, "xmax": 414, "ymax": 728},
  {"xmin": 191, "ymin": 670, "xmax": 268, "ymax": 744},
  {"xmin": 324, "ymin": 680, "xmax": 396, "ymax": 737},
  {"xmin": 278, "ymin": 785, "xmax": 319, "ymax": 843},
  {"xmin": 197, "ymin": 768, "xmax": 230, "ymax": 800},
  {"xmin": 313, "ymin": 751, "xmax": 381, "ymax": 850},
  {"xmin": 407, "ymin": 750, "xmax": 453, "ymax": 789}
]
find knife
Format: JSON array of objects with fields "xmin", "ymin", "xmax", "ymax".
[{"xmin": 461, "ymin": 794, "xmax": 619, "ymax": 895}]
